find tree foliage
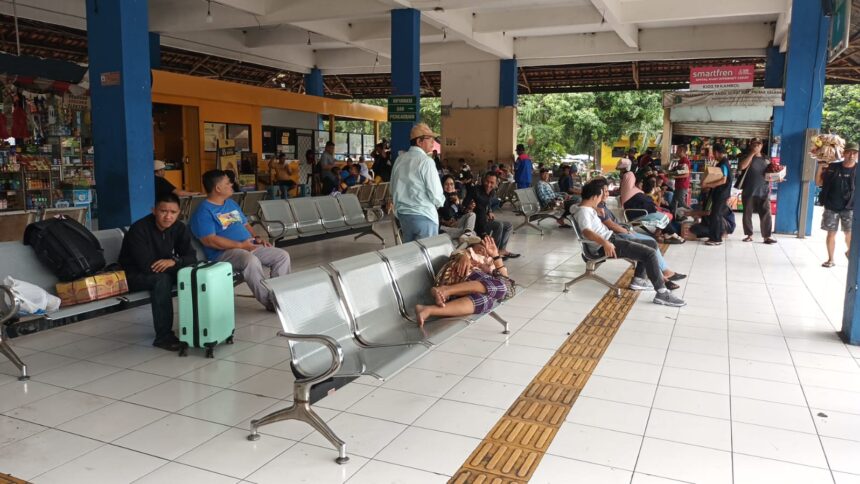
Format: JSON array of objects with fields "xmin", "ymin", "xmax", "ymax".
[
  {"xmin": 517, "ymin": 91, "xmax": 663, "ymax": 164},
  {"xmin": 337, "ymin": 97, "xmax": 441, "ymax": 142},
  {"xmin": 822, "ymin": 85, "xmax": 860, "ymax": 141}
]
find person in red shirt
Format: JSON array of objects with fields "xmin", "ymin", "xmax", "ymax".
[{"xmin": 671, "ymin": 145, "xmax": 692, "ymax": 213}]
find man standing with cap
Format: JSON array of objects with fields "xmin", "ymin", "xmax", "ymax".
[
  {"xmin": 390, "ymin": 123, "xmax": 445, "ymax": 243},
  {"xmin": 738, "ymin": 138, "xmax": 776, "ymax": 244},
  {"xmin": 154, "ymin": 160, "xmax": 198, "ymax": 199},
  {"xmin": 514, "ymin": 144, "xmax": 533, "ymax": 189},
  {"xmin": 817, "ymin": 141, "xmax": 858, "ymax": 267}
]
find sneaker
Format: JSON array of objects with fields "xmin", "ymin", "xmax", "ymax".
[
  {"xmin": 668, "ymin": 273, "xmax": 687, "ymax": 281},
  {"xmin": 653, "ymin": 290, "xmax": 686, "ymax": 307},
  {"xmin": 153, "ymin": 339, "xmax": 183, "ymax": 352},
  {"xmin": 664, "ymin": 280, "xmax": 680, "ymax": 291},
  {"xmin": 629, "ymin": 277, "xmax": 654, "ymax": 291}
]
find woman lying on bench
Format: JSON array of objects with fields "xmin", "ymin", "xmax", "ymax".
[{"xmin": 416, "ymin": 236, "xmax": 514, "ymax": 326}]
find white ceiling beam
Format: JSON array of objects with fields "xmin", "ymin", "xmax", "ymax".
[
  {"xmin": 588, "ymin": 0, "xmax": 638, "ymax": 48},
  {"xmin": 316, "ymin": 42, "xmax": 498, "ymax": 75},
  {"xmin": 515, "ymin": 23, "xmax": 773, "ymax": 61},
  {"xmin": 215, "ymin": 0, "xmax": 269, "ymax": 17},
  {"xmin": 159, "ymin": 31, "xmax": 316, "ymax": 72},
  {"xmin": 516, "ymin": 49, "xmax": 769, "ymax": 68},
  {"xmin": 409, "ymin": 0, "xmax": 577, "ymax": 9},
  {"xmin": 420, "ymin": 8, "xmax": 514, "ymax": 59},
  {"xmin": 619, "ymin": 0, "xmax": 787, "ymax": 24},
  {"xmin": 348, "ymin": 19, "xmax": 443, "ymax": 42},
  {"xmin": 291, "ymin": 19, "xmax": 393, "ymax": 57},
  {"xmin": 473, "ymin": 5, "xmax": 603, "ymax": 33}
]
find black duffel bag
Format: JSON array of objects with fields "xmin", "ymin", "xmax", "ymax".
[{"xmin": 23, "ymin": 216, "xmax": 105, "ymax": 281}]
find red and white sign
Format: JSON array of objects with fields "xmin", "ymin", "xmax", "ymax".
[{"xmin": 689, "ymin": 65, "xmax": 755, "ymax": 91}]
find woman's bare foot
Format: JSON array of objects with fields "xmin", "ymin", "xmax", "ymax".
[
  {"xmin": 431, "ymin": 286, "xmax": 447, "ymax": 307},
  {"xmin": 415, "ymin": 304, "xmax": 432, "ymax": 327}
]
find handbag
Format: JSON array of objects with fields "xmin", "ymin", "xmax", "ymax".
[{"xmin": 731, "ymin": 168, "xmax": 749, "ymax": 198}]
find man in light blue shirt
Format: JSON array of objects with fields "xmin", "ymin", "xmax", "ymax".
[{"xmin": 390, "ymin": 123, "xmax": 446, "ymax": 242}]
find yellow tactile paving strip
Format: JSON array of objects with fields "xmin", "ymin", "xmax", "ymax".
[
  {"xmin": 451, "ymin": 266, "xmax": 642, "ymax": 484},
  {"xmin": 0, "ymin": 473, "xmax": 29, "ymax": 484}
]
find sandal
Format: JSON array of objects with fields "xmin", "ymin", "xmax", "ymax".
[
  {"xmin": 763, "ymin": 238, "xmax": 777, "ymax": 245},
  {"xmin": 742, "ymin": 236, "xmax": 753, "ymax": 242},
  {"xmin": 705, "ymin": 241, "xmax": 722, "ymax": 246},
  {"xmin": 822, "ymin": 261, "xmax": 835, "ymax": 268}
]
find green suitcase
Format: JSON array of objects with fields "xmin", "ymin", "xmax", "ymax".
[{"xmin": 177, "ymin": 261, "xmax": 235, "ymax": 358}]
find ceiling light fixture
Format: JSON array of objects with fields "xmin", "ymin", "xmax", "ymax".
[
  {"xmin": 206, "ymin": 0, "xmax": 213, "ymax": 23},
  {"xmin": 307, "ymin": 31, "xmax": 312, "ymax": 45},
  {"xmin": 442, "ymin": 28, "xmax": 447, "ymax": 41}
]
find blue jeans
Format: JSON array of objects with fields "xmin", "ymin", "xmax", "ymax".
[
  {"xmin": 616, "ymin": 231, "xmax": 667, "ymax": 272},
  {"xmin": 397, "ymin": 213, "xmax": 438, "ymax": 243}
]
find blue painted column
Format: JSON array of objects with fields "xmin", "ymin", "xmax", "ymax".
[
  {"xmin": 390, "ymin": 8, "xmax": 420, "ymax": 156},
  {"xmin": 148, "ymin": 32, "xmax": 160, "ymax": 69},
  {"xmin": 305, "ymin": 67, "xmax": 324, "ymax": 97},
  {"xmin": 765, "ymin": 46, "xmax": 785, "ymax": 141},
  {"xmin": 86, "ymin": 0, "xmax": 154, "ymax": 229},
  {"xmin": 774, "ymin": 0, "xmax": 829, "ymax": 235},
  {"xmin": 499, "ymin": 59, "xmax": 518, "ymax": 107}
]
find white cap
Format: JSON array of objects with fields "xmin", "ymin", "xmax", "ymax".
[
  {"xmin": 616, "ymin": 158, "xmax": 632, "ymax": 171},
  {"xmin": 154, "ymin": 160, "xmax": 166, "ymax": 171}
]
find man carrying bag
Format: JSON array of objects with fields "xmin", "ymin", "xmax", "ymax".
[{"xmin": 737, "ymin": 139, "xmax": 776, "ymax": 244}]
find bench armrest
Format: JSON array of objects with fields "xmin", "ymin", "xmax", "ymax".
[
  {"xmin": 623, "ymin": 209, "xmax": 649, "ymax": 223},
  {"xmin": 0, "ymin": 285, "xmax": 19, "ymax": 326},
  {"xmin": 252, "ymin": 219, "xmax": 288, "ymax": 239},
  {"xmin": 276, "ymin": 331, "xmax": 344, "ymax": 385}
]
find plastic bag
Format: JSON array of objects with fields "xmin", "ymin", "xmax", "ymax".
[{"xmin": 3, "ymin": 276, "xmax": 61, "ymax": 315}]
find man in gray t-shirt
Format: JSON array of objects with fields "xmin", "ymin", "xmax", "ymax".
[{"xmin": 739, "ymin": 139, "xmax": 775, "ymax": 244}]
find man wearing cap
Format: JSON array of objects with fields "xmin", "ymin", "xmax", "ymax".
[
  {"xmin": 319, "ymin": 141, "xmax": 338, "ymax": 194},
  {"xmin": 817, "ymin": 141, "xmax": 858, "ymax": 267},
  {"xmin": 154, "ymin": 160, "xmax": 198, "ymax": 199},
  {"xmin": 390, "ymin": 123, "xmax": 446, "ymax": 243},
  {"xmin": 514, "ymin": 144, "xmax": 533, "ymax": 189},
  {"xmin": 738, "ymin": 139, "xmax": 776, "ymax": 244}
]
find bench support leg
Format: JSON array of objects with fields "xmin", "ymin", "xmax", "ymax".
[
  {"xmin": 248, "ymin": 381, "xmax": 348, "ymax": 464},
  {"xmin": 513, "ymin": 218, "xmax": 544, "ymax": 236},
  {"xmin": 488, "ymin": 310, "xmax": 511, "ymax": 334},
  {"xmin": 0, "ymin": 332, "xmax": 28, "ymax": 381},
  {"xmin": 354, "ymin": 225, "xmax": 386, "ymax": 246},
  {"xmin": 563, "ymin": 267, "xmax": 621, "ymax": 298}
]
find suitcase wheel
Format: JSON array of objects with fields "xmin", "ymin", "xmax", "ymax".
[
  {"xmin": 226, "ymin": 336, "xmax": 234, "ymax": 345},
  {"xmin": 178, "ymin": 343, "xmax": 188, "ymax": 357},
  {"xmin": 205, "ymin": 347, "xmax": 214, "ymax": 358}
]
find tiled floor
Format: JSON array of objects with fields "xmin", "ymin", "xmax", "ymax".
[{"xmin": 1, "ymin": 208, "xmax": 859, "ymax": 483}]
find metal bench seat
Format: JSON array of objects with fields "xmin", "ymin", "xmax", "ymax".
[
  {"xmin": 513, "ymin": 187, "xmax": 565, "ymax": 235},
  {"xmin": 257, "ymin": 200, "xmax": 300, "ymax": 243},
  {"xmin": 313, "ymin": 196, "xmax": 351, "ymax": 233},
  {"xmin": 288, "ymin": 198, "xmax": 327, "ymax": 236},
  {"xmin": 564, "ymin": 209, "xmax": 634, "ymax": 297}
]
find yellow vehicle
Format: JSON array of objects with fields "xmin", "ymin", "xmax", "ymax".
[{"xmin": 599, "ymin": 134, "xmax": 659, "ymax": 169}]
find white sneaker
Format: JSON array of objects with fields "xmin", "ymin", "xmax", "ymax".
[
  {"xmin": 629, "ymin": 277, "xmax": 654, "ymax": 291},
  {"xmin": 653, "ymin": 290, "xmax": 686, "ymax": 307}
]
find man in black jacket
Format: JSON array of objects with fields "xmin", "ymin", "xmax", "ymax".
[
  {"xmin": 464, "ymin": 171, "xmax": 520, "ymax": 260},
  {"xmin": 119, "ymin": 192, "xmax": 198, "ymax": 350}
]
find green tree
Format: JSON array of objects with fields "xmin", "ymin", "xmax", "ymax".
[
  {"xmin": 336, "ymin": 97, "xmax": 441, "ymax": 142},
  {"xmin": 822, "ymin": 85, "xmax": 860, "ymax": 141}
]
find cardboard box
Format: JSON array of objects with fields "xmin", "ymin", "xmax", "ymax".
[
  {"xmin": 56, "ymin": 270, "xmax": 129, "ymax": 306},
  {"xmin": 702, "ymin": 166, "xmax": 724, "ymax": 185}
]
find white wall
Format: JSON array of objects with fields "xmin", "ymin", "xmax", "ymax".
[
  {"xmin": 261, "ymin": 108, "xmax": 319, "ymax": 129},
  {"xmin": 441, "ymin": 61, "xmax": 500, "ymax": 108}
]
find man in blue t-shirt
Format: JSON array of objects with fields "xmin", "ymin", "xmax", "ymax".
[
  {"xmin": 191, "ymin": 170, "xmax": 291, "ymax": 310},
  {"xmin": 514, "ymin": 144, "xmax": 533, "ymax": 189}
]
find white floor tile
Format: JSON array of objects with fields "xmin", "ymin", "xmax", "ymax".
[
  {"xmin": 791, "ymin": 351, "xmax": 860, "ymax": 372},
  {"xmin": 408, "ymin": 350, "xmax": 484, "ymax": 376},
  {"xmin": 0, "ymin": 380, "xmax": 65, "ymax": 413},
  {"xmin": 796, "ymin": 366, "xmax": 860, "ymax": 393},
  {"xmin": 732, "ymin": 421, "xmax": 828, "ymax": 469},
  {"xmin": 113, "ymin": 413, "xmax": 228, "ymax": 460},
  {"xmin": 176, "ymin": 427, "xmax": 294, "ymax": 479},
  {"xmin": 530, "ymin": 454, "xmax": 632, "ymax": 484},
  {"xmin": 222, "ymin": 343, "xmax": 293, "ymax": 367},
  {"xmin": 31, "ymin": 360, "xmax": 122, "ymax": 388},
  {"xmin": 0, "ymin": 429, "xmax": 103, "ymax": 480},
  {"xmin": 412, "ymin": 399, "xmax": 504, "ymax": 439},
  {"xmin": 435, "ymin": 336, "xmax": 502, "ymax": 358},
  {"xmin": 731, "ymin": 397, "xmax": 817, "ymax": 433},
  {"xmin": 346, "ymin": 460, "xmax": 449, "ymax": 484},
  {"xmin": 86, "ymin": 343, "xmax": 163, "ymax": 368},
  {"xmin": 247, "ymin": 442, "xmax": 367, "ymax": 484},
  {"xmin": 74, "ymin": 369, "xmax": 170, "ymax": 399},
  {"xmin": 634, "ymin": 437, "xmax": 732, "ymax": 484},
  {"xmin": 659, "ymin": 366, "xmax": 730, "ymax": 394},
  {"xmin": 57, "ymin": 401, "xmax": 168, "ymax": 442},
  {"xmin": 652, "ymin": 386, "xmax": 730, "ymax": 420},
  {"xmin": 130, "ymin": 352, "xmax": 213, "ymax": 378},
  {"xmin": 812, "ymin": 408, "xmax": 860, "ymax": 441},
  {"xmin": 580, "ymin": 375, "xmax": 657, "ymax": 407},
  {"xmin": 468, "ymin": 358, "xmax": 542, "ymax": 385},
  {"xmin": 821, "ymin": 436, "xmax": 860, "ymax": 474},
  {"xmin": 834, "ymin": 472, "xmax": 860, "ymax": 484},
  {"xmin": 347, "ymin": 387, "xmax": 437, "ymax": 425},
  {"xmin": 375, "ymin": 427, "xmax": 480, "ymax": 476},
  {"xmin": 229, "ymin": 367, "xmax": 296, "ymax": 400},
  {"xmin": 593, "ymin": 357, "xmax": 662, "ymax": 384},
  {"xmin": 46, "ymin": 336, "xmax": 123, "ymax": 359},
  {"xmin": 547, "ymin": 422, "xmax": 642, "ymax": 470},
  {"xmin": 487, "ymin": 343, "xmax": 556, "ymax": 366},
  {"xmin": 443, "ymin": 377, "xmax": 525, "ymax": 409},
  {"xmin": 381, "ymin": 367, "xmax": 464, "ymax": 398},
  {"xmin": 644, "ymin": 408, "xmax": 731, "ymax": 451},
  {"xmin": 506, "ymin": 330, "xmax": 566, "ymax": 350},
  {"xmin": 0, "ymin": 351, "xmax": 79, "ymax": 378},
  {"xmin": 804, "ymin": 385, "xmax": 860, "ymax": 415},
  {"xmin": 178, "ymin": 358, "xmax": 267, "ymax": 388},
  {"xmin": 6, "ymin": 389, "xmax": 113, "ymax": 427},
  {"xmin": 733, "ymin": 453, "xmax": 834, "ymax": 484},
  {"xmin": 302, "ymin": 412, "xmax": 406, "ymax": 458},
  {"xmin": 566, "ymin": 396, "xmax": 650, "ymax": 435},
  {"xmin": 133, "ymin": 462, "xmax": 238, "ymax": 484},
  {"xmin": 178, "ymin": 389, "xmax": 279, "ymax": 426},
  {"xmin": 33, "ymin": 444, "xmax": 165, "ymax": 484},
  {"xmin": 12, "ymin": 330, "xmax": 88, "ymax": 351},
  {"xmin": 316, "ymin": 382, "xmax": 377, "ymax": 411},
  {"xmin": 602, "ymin": 342, "xmax": 668, "ymax": 366},
  {"xmin": 0, "ymin": 415, "xmax": 46, "ymax": 447},
  {"xmin": 729, "ymin": 358, "xmax": 799, "ymax": 384},
  {"xmin": 630, "ymin": 473, "xmax": 693, "ymax": 483},
  {"xmin": 730, "ymin": 375, "xmax": 807, "ymax": 406},
  {"xmin": 250, "ymin": 403, "xmax": 340, "ymax": 441},
  {"xmin": 123, "ymin": 378, "xmax": 221, "ymax": 412}
]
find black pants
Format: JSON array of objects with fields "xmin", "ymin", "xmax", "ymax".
[
  {"xmin": 128, "ymin": 272, "xmax": 175, "ymax": 344},
  {"xmin": 708, "ymin": 197, "xmax": 730, "ymax": 242},
  {"xmin": 741, "ymin": 195, "xmax": 772, "ymax": 238},
  {"xmin": 612, "ymin": 237, "xmax": 666, "ymax": 290},
  {"xmin": 488, "ymin": 220, "xmax": 512, "ymax": 250}
]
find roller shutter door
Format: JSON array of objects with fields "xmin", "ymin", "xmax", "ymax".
[{"xmin": 672, "ymin": 121, "xmax": 771, "ymax": 139}]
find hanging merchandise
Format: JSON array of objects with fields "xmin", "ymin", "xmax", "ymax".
[
  {"xmin": 11, "ymin": 97, "xmax": 28, "ymax": 139},
  {"xmin": 809, "ymin": 133, "xmax": 845, "ymax": 163}
]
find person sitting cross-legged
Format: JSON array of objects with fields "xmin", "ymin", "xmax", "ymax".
[
  {"xmin": 191, "ymin": 169, "xmax": 292, "ymax": 311},
  {"xmin": 536, "ymin": 167, "xmax": 573, "ymax": 229},
  {"xmin": 119, "ymin": 192, "xmax": 199, "ymax": 351},
  {"xmin": 574, "ymin": 182, "xmax": 686, "ymax": 307},
  {"xmin": 416, "ymin": 236, "xmax": 513, "ymax": 326}
]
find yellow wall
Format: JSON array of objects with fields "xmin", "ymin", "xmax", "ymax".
[
  {"xmin": 600, "ymin": 135, "xmax": 659, "ymax": 169},
  {"xmin": 440, "ymin": 107, "xmax": 517, "ymax": 171}
]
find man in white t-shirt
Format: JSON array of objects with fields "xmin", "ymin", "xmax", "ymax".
[{"xmin": 573, "ymin": 182, "xmax": 686, "ymax": 307}]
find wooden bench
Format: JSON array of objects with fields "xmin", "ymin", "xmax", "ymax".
[
  {"xmin": 247, "ymin": 234, "xmax": 514, "ymax": 463},
  {"xmin": 256, "ymin": 194, "xmax": 386, "ymax": 247}
]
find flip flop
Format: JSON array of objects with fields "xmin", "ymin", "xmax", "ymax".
[
  {"xmin": 764, "ymin": 238, "xmax": 777, "ymax": 245},
  {"xmin": 742, "ymin": 236, "xmax": 753, "ymax": 242},
  {"xmin": 822, "ymin": 261, "xmax": 835, "ymax": 268}
]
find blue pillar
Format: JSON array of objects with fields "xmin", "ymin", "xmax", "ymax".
[
  {"xmin": 86, "ymin": 0, "xmax": 154, "ymax": 229},
  {"xmin": 764, "ymin": 46, "xmax": 785, "ymax": 89},
  {"xmin": 148, "ymin": 32, "xmax": 160, "ymax": 69},
  {"xmin": 305, "ymin": 67, "xmax": 324, "ymax": 97},
  {"xmin": 390, "ymin": 8, "xmax": 420, "ymax": 156},
  {"xmin": 774, "ymin": 0, "xmax": 829, "ymax": 235},
  {"xmin": 844, "ymin": 191, "xmax": 860, "ymax": 344},
  {"xmin": 499, "ymin": 59, "xmax": 518, "ymax": 107}
]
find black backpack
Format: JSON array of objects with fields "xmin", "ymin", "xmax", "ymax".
[{"xmin": 23, "ymin": 216, "xmax": 106, "ymax": 281}]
